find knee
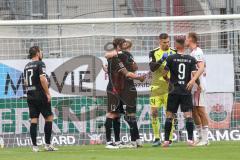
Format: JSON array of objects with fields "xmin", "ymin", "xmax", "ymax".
[
  {"xmin": 45, "ymin": 115, "xmax": 53, "ymax": 122},
  {"xmin": 124, "ymin": 114, "xmax": 137, "ymax": 124},
  {"xmin": 185, "ymin": 117, "xmax": 194, "ymax": 123},
  {"xmin": 106, "ymin": 112, "xmax": 119, "ymax": 119},
  {"xmin": 166, "ymin": 111, "xmax": 173, "ymax": 118},
  {"xmin": 151, "ymin": 109, "xmax": 158, "ymax": 118},
  {"xmin": 31, "ymin": 118, "xmax": 38, "ymax": 124},
  {"xmin": 166, "ymin": 117, "xmax": 173, "ymax": 123}
]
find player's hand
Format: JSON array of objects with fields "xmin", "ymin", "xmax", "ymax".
[
  {"xmin": 46, "ymin": 94, "xmax": 51, "ymax": 103},
  {"xmin": 158, "ymin": 53, "xmax": 168, "ymax": 64},
  {"xmin": 186, "ymin": 79, "xmax": 195, "ymax": 91},
  {"xmin": 161, "ymin": 53, "xmax": 168, "ymax": 61},
  {"xmin": 138, "ymin": 75, "xmax": 146, "ymax": 82}
]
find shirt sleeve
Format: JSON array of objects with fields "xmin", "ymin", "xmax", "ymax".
[
  {"xmin": 194, "ymin": 49, "xmax": 204, "ymax": 62},
  {"xmin": 112, "ymin": 56, "xmax": 126, "ymax": 72},
  {"xmin": 38, "ymin": 61, "xmax": 46, "ymax": 76},
  {"xmin": 149, "ymin": 50, "xmax": 161, "ymax": 72}
]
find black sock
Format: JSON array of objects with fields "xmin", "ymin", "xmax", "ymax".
[
  {"xmin": 30, "ymin": 123, "xmax": 37, "ymax": 146},
  {"xmin": 133, "ymin": 122, "xmax": 140, "ymax": 140},
  {"xmin": 164, "ymin": 118, "xmax": 173, "ymax": 141},
  {"xmin": 125, "ymin": 116, "xmax": 139, "ymax": 142},
  {"xmin": 113, "ymin": 118, "xmax": 120, "ymax": 142},
  {"xmin": 105, "ymin": 118, "xmax": 113, "ymax": 142},
  {"xmin": 185, "ymin": 118, "xmax": 194, "ymax": 141},
  {"xmin": 44, "ymin": 121, "xmax": 52, "ymax": 145}
]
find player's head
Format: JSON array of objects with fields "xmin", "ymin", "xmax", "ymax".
[
  {"xmin": 159, "ymin": 33, "xmax": 170, "ymax": 51},
  {"xmin": 29, "ymin": 46, "xmax": 43, "ymax": 61},
  {"xmin": 186, "ymin": 32, "xmax": 198, "ymax": 47},
  {"xmin": 121, "ymin": 39, "xmax": 132, "ymax": 51},
  {"xmin": 112, "ymin": 38, "xmax": 126, "ymax": 52},
  {"xmin": 175, "ymin": 38, "xmax": 185, "ymax": 51}
]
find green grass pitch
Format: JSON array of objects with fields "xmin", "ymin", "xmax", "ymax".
[{"xmin": 1, "ymin": 141, "xmax": 239, "ymax": 160}]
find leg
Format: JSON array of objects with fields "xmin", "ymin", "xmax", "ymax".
[
  {"xmin": 162, "ymin": 94, "xmax": 179, "ymax": 147},
  {"xmin": 192, "ymin": 91, "xmax": 203, "ymax": 141},
  {"xmin": 151, "ymin": 107, "xmax": 160, "ymax": 140},
  {"xmin": 196, "ymin": 92, "xmax": 209, "ymax": 146},
  {"xmin": 150, "ymin": 94, "xmax": 161, "ymax": 146},
  {"xmin": 162, "ymin": 93, "xmax": 174, "ymax": 142},
  {"xmin": 41, "ymin": 99, "xmax": 58, "ymax": 151},
  {"xmin": 106, "ymin": 91, "xmax": 120, "ymax": 144},
  {"xmin": 30, "ymin": 118, "xmax": 38, "ymax": 146},
  {"xmin": 197, "ymin": 106, "xmax": 209, "ymax": 145},
  {"xmin": 44, "ymin": 115, "xmax": 53, "ymax": 145},
  {"xmin": 27, "ymin": 99, "xmax": 40, "ymax": 149},
  {"xmin": 124, "ymin": 113, "xmax": 139, "ymax": 148},
  {"xmin": 41, "ymin": 101, "xmax": 54, "ymax": 146},
  {"xmin": 150, "ymin": 86, "xmax": 161, "ymax": 144},
  {"xmin": 105, "ymin": 112, "xmax": 119, "ymax": 143},
  {"xmin": 113, "ymin": 99, "xmax": 124, "ymax": 143},
  {"xmin": 183, "ymin": 112, "xmax": 194, "ymax": 141},
  {"xmin": 181, "ymin": 95, "xmax": 195, "ymax": 146},
  {"xmin": 192, "ymin": 106, "xmax": 202, "ymax": 141},
  {"xmin": 164, "ymin": 111, "xmax": 174, "ymax": 141}
]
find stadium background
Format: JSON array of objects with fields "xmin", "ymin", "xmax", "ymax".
[{"xmin": 0, "ymin": 0, "xmax": 239, "ymax": 147}]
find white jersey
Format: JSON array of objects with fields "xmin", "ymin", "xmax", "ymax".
[{"xmin": 190, "ymin": 47, "xmax": 207, "ymax": 92}]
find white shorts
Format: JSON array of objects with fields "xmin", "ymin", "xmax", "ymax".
[{"xmin": 192, "ymin": 91, "xmax": 206, "ymax": 107}]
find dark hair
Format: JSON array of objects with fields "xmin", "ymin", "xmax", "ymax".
[
  {"xmin": 112, "ymin": 38, "xmax": 126, "ymax": 49},
  {"xmin": 188, "ymin": 32, "xmax": 198, "ymax": 43},
  {"xmin": 29, "ymin": 46, "xmax": 40, "ymax": 59},
  {"xmin": 175, "ymin": 38, "xmax": 185, "ymax": 46},
  {"xmin": 159, "ymin": 33, "xmax": 169, "ymax": 40}
]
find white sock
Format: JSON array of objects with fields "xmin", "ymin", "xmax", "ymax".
[
  {"xmin": 196, "ymin": 125, "xmax": 202, "ymax": 140},
  {"xmin": 202, "ymin": 126, "xmax": 209, "ymax": 142}
]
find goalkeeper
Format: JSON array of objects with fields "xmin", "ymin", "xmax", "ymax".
[{"xmin": 149, "ymin": 33, "xmax": 176, "ymax": 146}]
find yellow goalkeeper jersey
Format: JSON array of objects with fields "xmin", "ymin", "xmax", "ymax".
[{"xmin": 149, "ymin": 47, "xmax": 176, "ymax": 89}]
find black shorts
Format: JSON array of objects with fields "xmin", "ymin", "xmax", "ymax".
[
  {"xmin": 120, "ymin": 86, "xmax": 137, "ymax": 114},
  {"xmin": 27, "ymin": 97, "xmax": 53, "ymax": 119},
  {"xmin": 107, "ymin": 90, "xmax": 124, "ymax": 114},
  {"xmin": 167, "ymin": 94, "xmax": 193, "ymax": 113},
  {"xmin": 107, "ymin": 86, "xmax": 137, "ymax": 114}
]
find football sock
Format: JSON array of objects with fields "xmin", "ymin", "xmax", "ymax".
[
  {"xmin": 113, "ymin": 117, "xmax": 121, "ymax": 142},
  {"xmin": 30, "ymin": 123, "xmax": 37, "ymax": 146},
  {"xmin": 151, "ymin": 116, "xmax": 160, "ymax": 140},
  {"xmin": 105, "ymin": 118, "xmax": 113, "ymax": 142},
  {"xmin": 186, "ymin": 118, "xmax": 194, "ymax": 141},
  {"xmin": 164, "ymin": 118, "xmax": 173, "ymax": 141},
  {"xmin": 44, "ymin": 121, "xmax": 52, "ymax": 145}
]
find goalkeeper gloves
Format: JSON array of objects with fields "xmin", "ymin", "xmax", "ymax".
[{"xmin": 157, "ymin": 52, "xmax": 168, "ymax": 64}]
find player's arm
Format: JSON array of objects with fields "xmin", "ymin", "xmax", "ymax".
[
  {"xmin": 39, "ymin": 62, "xmax": 51, "ymax": 102},
  {"xmin": 186, "ymin": 58, "xmax": 199, "ymax": 90},
  {"xmin": 149, "ymin": 51, "xmax": 168, "ymax": 72},
  {"xmin": 114, "ymin": 57, "xmax": 145, "ymax": 82},
  {"xmin": 127, "ymin": 53, "xmax": 138, "ymax": 72},
  {"xmin": 191, "ymin": 50, "xmax": 205, "ymax": 82},
  {"xmin": 192, "ymin": 61, "xmax": 204, "ymax": 81},
  {"xmin": 162, "ymin": 57, "xmax": 170, "ymax": 83}
]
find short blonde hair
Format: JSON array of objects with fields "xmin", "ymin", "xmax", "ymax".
[{"xmin": 122, "ymin": 39, "xmax": 132, "ymax": 50}]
